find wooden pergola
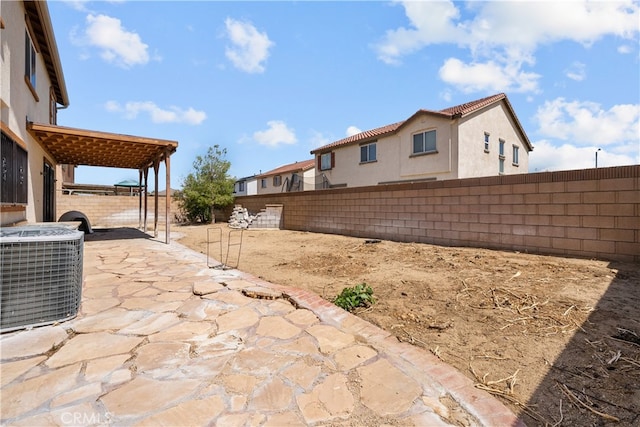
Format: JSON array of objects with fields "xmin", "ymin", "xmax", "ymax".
[{"xmin": 27, "ymin": 122, "xmax": 178, "ymax": 244}]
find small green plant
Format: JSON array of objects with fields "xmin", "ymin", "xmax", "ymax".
[{"xmin": 333, "ymin": 283, "xmax": 375, "ymax": 312}]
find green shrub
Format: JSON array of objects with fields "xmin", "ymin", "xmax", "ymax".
[{"xmin": 333, "ymin": 283, "xmax": 375, "ymax": 312}]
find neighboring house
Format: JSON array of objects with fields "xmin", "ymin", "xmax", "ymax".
[
  {"xmin": 311, "ymin": 93, "xmax": 533, "ymax": 189},
  {"xmin": 1, "ymin": 1, "xmax": 177, "ymax": 242},
  {"xmin": 233, "ymin": 175, "xmax": 258, "ymax": 196},
  {"xmin": 256, "ymin": 159, "xmax": 315, "ymax": 195}
]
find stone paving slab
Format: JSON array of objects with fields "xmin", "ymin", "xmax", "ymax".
[{"xmin": 0, "ymin": 228, "xmax": 525, "ymax": 427}]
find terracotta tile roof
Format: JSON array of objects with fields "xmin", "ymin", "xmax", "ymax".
[
  {"xmin": 311, "ymin": 121, "xmax": 406, "ymax": 154},
  {"xmin": 257, "ymin": 159, "xmax": 315, "ymax": 178},
  {"xmin": 439, "ymin": 93, "xmax": 506, "ymax": 116},
  {"xmin": 311, "ymin": 93, "xmax": 532, "ymax": 153}
]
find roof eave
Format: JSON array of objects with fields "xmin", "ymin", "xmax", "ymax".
[
  {"xmin": 29, "ymin": 0, "xmax": 69, "ymax": 107},
  {"xmin": 503, "ymin": 97, "xmax": 534, "ymax": 152},
  {"xmin": 310, "ymin": 128, "xmax": 398, "ymax": 155}
]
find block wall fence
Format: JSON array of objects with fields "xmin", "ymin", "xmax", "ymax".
[
  {"xmin": 57, "ymin": 194, "xmax": 180, "ymax": 228},
  {"xmin": 236, "ymin": 165, "xmax": 640, "ymax": 263}
]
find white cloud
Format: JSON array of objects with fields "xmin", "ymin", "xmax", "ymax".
[
  {"xmin": 309, "ymin": 130, "xmax": 331, "ymax": 148},
  {"xmin": 253, "ymin": 121, "xmax": 297, "ymax": 147},
  {"xmin": 224, "ymin": 18, "xmax": 274, "ymax": 73},
  {"xmin": 105, "ymin": 101, "xmax": 207, "ymax": 125},
  {"xmin": 77, "ymin": 14, "xmax": 150, "ymax": 68},
  {"xmin": 463, "ymin": 1, "xmax": 639, "ymax": 52},
  {"xmin": 64, "ymin": 0, "xmax": 90, "ymax": 12},
  {"xmin": 617, "ymin": 44, "xmax": 633, "ymax": 54},
  {"xmin": 439, "ymin": 58, "xmax": 540, "ymax": 93},
  {"xmin": 534, "ymin": 98, "xmax": 640, "ymax": 146},
  {"xmin": 565, "ymin": 62, "xmax": 586, "ymax": 81},
  {"xmin": 374, "ymin": 0, "xmax": 464, "ymax": 66},
  {"xmin": 375, "ymin": 1, "xmax": 639, "ymax": 93},
  {"xmin": 346, "ymin": 126, "xmax": 361, "ymax": 136},
  {"xmin": 529, "ymin": 140, "xmax": 638, "ymax": 172}
]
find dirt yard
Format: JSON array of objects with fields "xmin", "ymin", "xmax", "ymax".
[{"xmin": 173, "ymin": 224, "xmax": 640, "ymax": 426}]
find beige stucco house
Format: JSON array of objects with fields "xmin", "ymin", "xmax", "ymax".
[
  {"xmin": 233, "ymin": 175, "xmax": 258, "ymax": 196},
  {"xmin": 311, "ymin": 93, "xmax": 533, "ymax": 189},
  {"xmin": 1, "ymin": 0, "xmax": 69, "ymax": 225},
  {"xmin": 256, "ymin": 159, "xmax": 315, "ymax": 195},
  {"xmin": 1, "ymin": 0, "xmax": 177, "ymax": 241}
]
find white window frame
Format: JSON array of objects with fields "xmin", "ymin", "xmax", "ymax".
[
  {"xmin": 412, "ymin": 130, "xmax": 437, "ymax": 155},
  {"xmin": 512, "ymin": 145, "xmax": 520, "ymax": 166},
  {"xmin": 484, "ymin": 132, "xmax": 490, "ymax": 153},
  {"xmin": 261, "ymin": 178, "xmax": 267, "ymax": 188},
  {"xmin": 320, "ymin": 153, "xmax": 332, "ymax": 171},
  {"xmin": 499, "ymin": 139, "xmax": 505, "ymax": 174},
  {"xmin": 25, "ymin": 30, "xmax": 37, "ymax": 89},
  {"xmin": 273, "ymin": 175, "xmax": 282, "ymax": 186},
  {"xmin": 360, "ymin": 142, "xmax": 376, "ymax": 163}
]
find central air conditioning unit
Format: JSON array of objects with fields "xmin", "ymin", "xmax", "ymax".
[{"xmin": 1, "ymin": 225, "xmax": 84, "ymax": 333}]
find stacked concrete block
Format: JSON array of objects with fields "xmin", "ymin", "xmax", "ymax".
[
  {"xmin": 250, "ymin": 204, "xmax": 283, "ymax": 229},
  {"xmin": 228, "ymin": 206, "xmax": 255, "ymax": 229},
  {"xmin": 229, "ymin": 204, "xmax": 283, "ymax": 229}
]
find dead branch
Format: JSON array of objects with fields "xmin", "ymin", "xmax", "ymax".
[
  {"xmin": 400, "ymin": 328, "xmax": 429, "ymax": 348},
  {"xmin": 608, "ymin": 335, "xmax": 640, "ymax": 348},
  {"xmin": 484, "ymin": 369, "xmax": 520, "ymax": 394},
  {"xmin": 475, "ymin": 354, "xmax": 510, "ymax": 361},
  {"xmin": 558, "ymin": 383, "xmax": 620, "ymax": 422},
  {"xmin": 620, "ymin": 357, "xmax": 640, "ymax": 369},
  {"xmin": 607, "ymin": 350, "xmax": 622, "ymax": 364},
  {"xmin": 474, "ymin": 383, "xmax": 548, "ymax": 424},
  {"xmin": 551, "ymin": 399, "xmax": 563, "ymax": 427},
  {"xmin": 430, "ymin": 346, "xmax": 441, "ymax": 359}
]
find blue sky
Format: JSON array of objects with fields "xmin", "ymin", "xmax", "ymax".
[{"xmin": 47, "ymin": 0, "xmax": 640, "ymax": 190}]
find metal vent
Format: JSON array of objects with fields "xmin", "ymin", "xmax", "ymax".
[{"xmin": 1, "ymin": 226, "xmax": 84, "ymax": 332}]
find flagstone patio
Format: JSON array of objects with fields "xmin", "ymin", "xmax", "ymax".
[{"xmin": 0, "ymin": 228, "xmax": 524, "ymax": 426}]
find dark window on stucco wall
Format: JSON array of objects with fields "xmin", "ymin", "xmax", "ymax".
[{"xmin": 1, "ymin": 131, "xmax": 28, "ymax": 204}]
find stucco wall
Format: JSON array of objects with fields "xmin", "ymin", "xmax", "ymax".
[
  {"xmin": 457, "ymin": 103, "xmax": 530, "ymax": 178},
  {"xmin": 256, "ymin": 175, "xmax": 280, "ymax": 194},
  {"xmin": 236, "ymin": 165, "xmax": 640, "ymax": 263},
  {"xmin": 0, "ymin": 0, "xmax": 58, "ymax": 225},
  {"xmin": 303, "ymin": 168, "xmax": 315, "ymax": 191}
]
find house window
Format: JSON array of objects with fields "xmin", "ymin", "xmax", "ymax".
[
  {"xmin": 25, "ymin": 30, "xmax": 37, "ymax": 90},
  {"xmin": 238, "ymin": 181, "xmax": 245, "ymax": 192},
  {"xmin": 512, "ymin": 146, "xmax": 519, "ymax": 166},
  {"xmin": 484, "ymin": 132, "xmax": 490, "ymax": 152},
  {"xmin": 499, "ymin": 139, "xmax": 505, "ymax": 174},
  {"xmin": 261, "ymin": 178, "xmax": 267, "ymax": 188},
  {"xmin": 320, "ymin": 152, "xmax": 333, "ymax": 171},
  {"xmin": 1, "ymin": 131, "xmax": 28, "ymax": 204},
  {"xmin": 50, "ymin": 87, "xmax": 57, "ymax": 125},
  {"xmin": 360, "ymin": 142, "xmax": 376, "ymax": 163},
  {"xmin": 412, "ymin": 130, "xmax": 436, "ymax": 154},
  {"xmin": 273, "ymin": 175, "xmax": 282, "ymax": 186}
]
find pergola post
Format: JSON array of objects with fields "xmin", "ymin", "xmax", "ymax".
[
  {"xmin": 153, "ymin": 159, "xmax": 160, "ymax": 238},
  {"xmin": 143, "ymin": 167, "xmax": 149, "ymax": 233},
  {"xmin": 138, "ymin": 169, "xmax": 143, "ymax": 229},
  {"xmin": 165, "ymin": 149, "xmax": 171, "ymax": 244}
]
